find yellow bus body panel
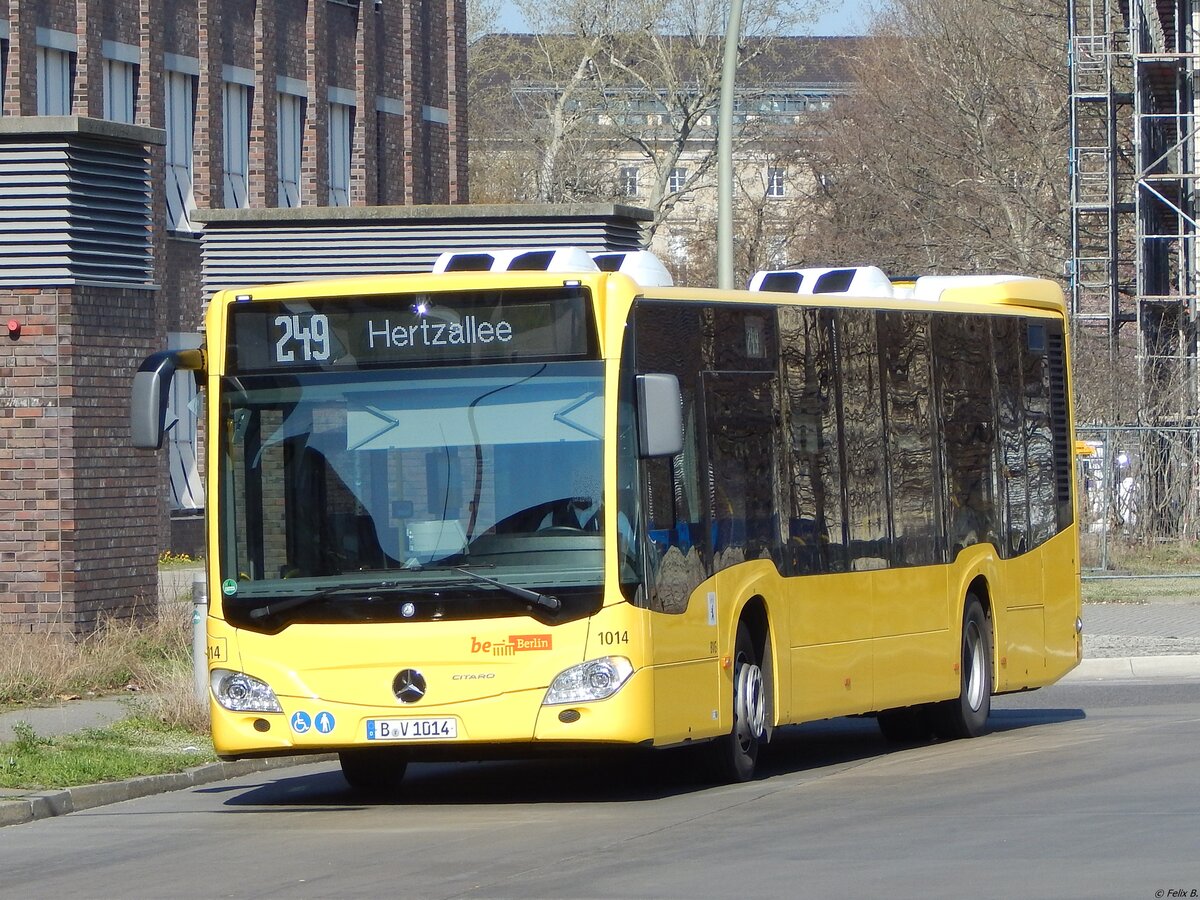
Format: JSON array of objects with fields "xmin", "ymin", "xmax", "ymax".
[{"xmin": 201, "ymin": 269, "xmax": 1082, "ymax": 760}]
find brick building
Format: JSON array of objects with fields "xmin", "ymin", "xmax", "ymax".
[{"xmin": 0, "ymin": 0, "xmax": 467, "ymax": 634}]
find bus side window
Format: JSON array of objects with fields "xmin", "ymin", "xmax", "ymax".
[
  {"xmin": 779, "ymin": 307, "xmax": 845, "ymax": 574},
  {"xmin": 993, "ymin": 317, "xmax": 1029, "ymax": 557},
  {"xmin": 934, "ymin": 313, "xmax": 1000, "ymax": 556},
  {"xmin": 839, "ymin": 309, "xmax": 889, "ymax": 570},
  {"xmin": 879, "ymin": 311, "xmax": 939, "ymax": 566},
  {"xmin": 633, "ymin": 302, "xmax": 707, "ymax": 613}
]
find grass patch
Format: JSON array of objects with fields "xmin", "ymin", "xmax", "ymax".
[
  {"xmin": 1082, "ymin": 578, "xmax": 1200, "ymax": 604},
  {"xmin": 0, "ymin": 716, "xmax": 215, "ymax": 791},
  {"xmin": 1103, "ymin": 541, "xmax": 1200, "ymax": 574},
  {"xmin": 0, "ymin": 603, "xmax": 209, "ymax": 733},
  {"xmin": 0, "ymin": 579, "xmax": 217, "ymax": 792},
  {"xmin": 1081, "ymin": 539, "xmax": 1200, "ymax": 604}
]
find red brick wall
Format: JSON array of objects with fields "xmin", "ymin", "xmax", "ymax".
[
  {"xmin": 0, "ymin": 288, "xmax": 65, "ymax": 633},
  {"xmin": 0, "ymin": 0, "xmax": 468, "ymax": 634},
  {"xmin": 0, "ymin": 285, "xmax": 162, "ymax": 635},
  {"xmin": 66, "ymin": 285, "xmax": 165, "ymax": 631},
  {"xmin": 220, "ymin": 0, "xmax": 254, "ymax": 63},
  {"xmin": 326, "ymin": 3, "xmax": 358, "ymax": 91},
  {"xmin": 162, "ymin": 0, "xmax": 198, "ymax": 57}
]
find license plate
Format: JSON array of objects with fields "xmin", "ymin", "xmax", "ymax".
[{"xmin": 366, "ymin": 717, "xmax": 458, "ymax": 741}]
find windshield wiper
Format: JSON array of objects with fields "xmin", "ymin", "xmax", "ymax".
[
  {"xmin": 246, "ymin": 580, "xmax": 406, "ymax": 621},
  {"xmin": 244, "ymin": 566, "xmax": 560, "ymax": 621},
  {"xmin": 450, "ymin": 567, "xmax": 560, "ymax": 611}
]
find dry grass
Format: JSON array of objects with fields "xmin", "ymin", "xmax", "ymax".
[
  {"xmin": 1103, "ymin": 540, "xmax": 1200, "ymax": 575},
  {"xmin": 0, "ymin": 602, "xmax": 209, "ymax": 734},
  {"xmin": 1081, "ymin": 539, "xmax": 1200, "ymax": 604}
]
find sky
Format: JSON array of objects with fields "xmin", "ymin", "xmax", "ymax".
[
  {"xmin": 496, "ymin": 0, "xmax": 876, "ymax": 36},
  {"xmin": 809, "ymin": 0, "xmax": 874, "ymax": 35}
]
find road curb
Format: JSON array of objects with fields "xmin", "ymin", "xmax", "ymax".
[
  {"xmin": 0, "ymin": 754, "xmax": 335, "ymax": 829},
  {"xmin": 1065, "ymin": 654, "xmax": 1200, "ymax": 681}
]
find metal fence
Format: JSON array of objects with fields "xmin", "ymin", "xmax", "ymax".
[{"xmin": 1075, "ymin": 425, "xmax": 1200, "ymax": 569}]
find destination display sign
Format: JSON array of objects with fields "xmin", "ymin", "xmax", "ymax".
[{"xmin": 226, "ymin": 288, "xmax": 596, "ymax": 373}]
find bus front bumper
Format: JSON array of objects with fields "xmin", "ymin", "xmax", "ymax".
[{"xmin": 210, "ymin": 666, "xmax": 657, "ymax": 759}]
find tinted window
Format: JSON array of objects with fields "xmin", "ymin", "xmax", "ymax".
[
  {"xmin": 779, "ymin": 307, "xmax": 846, "ymax": 573},
  {"xmin": 879, "ymin": 312, "xmax": 940, "ymax": 565},
  {"xmin": 705, "ymin": 371, "xmax": 782, "ymax": 572},
  {"xmin": 634, "ymin": 302, "xmax": 708, "ymax": 613},
  {"xmin": 839, "ymin": 310, "xmax": 889, "ymax": 570},
  {"xmin": 993, "ymin": 317, "xmax": 1029, "ymax": 556},
  {"xmin": 934, "ymin": 314, "xmax": 1001, "ymax": 555},
  {"xmin": 1024, "ymin": 321, "xmax": 1058, "ymax": 548}
]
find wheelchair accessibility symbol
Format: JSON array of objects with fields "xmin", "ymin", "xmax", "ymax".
[{"xmin": 290, "ymin": 711, "xmax": 312, "ymax": 734}]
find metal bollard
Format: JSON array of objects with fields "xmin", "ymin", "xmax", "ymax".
[{"xmin": 192, "ymin": 573, "xmax": 208, "ymax": 702}]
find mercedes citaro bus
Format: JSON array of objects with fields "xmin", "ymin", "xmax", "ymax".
[{"xmin": 131, "ymin": 249, "xmax": 1082, "ymax": 790}]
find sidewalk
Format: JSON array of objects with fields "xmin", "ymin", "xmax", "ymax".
[
  {"xmin": 0, "ymin": 692, "xmax": 333, "ymax": 828},
  {"xmin": 1069, "ymin": 600, "xmax": 1200, "ymax": 681},
  {"xmin": 2, "ymin": 599, "xmax": 1198, "ymax": 828}
]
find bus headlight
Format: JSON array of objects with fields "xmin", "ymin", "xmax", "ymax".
[
  {"xmin": 211, "ymin": 669, "xmax": 283, "ymax": 713},
  {"xmin": 543, "ymin": 657, "xmax": 633, "ymax": 705}
]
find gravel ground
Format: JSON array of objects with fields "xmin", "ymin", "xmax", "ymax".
[{"xmin": 1082, "ymin": 600, "xmax": 1200, "ymax": 658}]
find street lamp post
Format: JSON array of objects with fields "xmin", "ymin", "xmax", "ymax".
[{"xmin": 717, "ymin": 0, "xmax": 744, "ymax": 290}]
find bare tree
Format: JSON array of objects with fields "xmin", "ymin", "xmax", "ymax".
[
  {"xmin": 592, "ymin": 0, "xmax": 818, "ymax": 236},
  {"xmin": 466, "ymin": 0, "xmax": 502, "ymax": 46},
  {"xmin": 678, "ymin": 140, "xmax": 815, "ymax": 285},
  {"xmin": 467, "ymin": 1, "xmax": 645, "ymax": 203},
  {"xmin": 797, "ymin": 0, "xmax": 1070, "ymax": 276},
  {"xmin": 468, "ymin": 0, "xmax": 824, "ymax": 226}
]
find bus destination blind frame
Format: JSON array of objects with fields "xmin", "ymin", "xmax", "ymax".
[{"xmin": 227, "ymin": 289, "xmax": 596, "ymax": 373}]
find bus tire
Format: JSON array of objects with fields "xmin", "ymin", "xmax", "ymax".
[
  {"xmin": 877, "ymin": 706, "xmax": 933, "ymax": 744},
  {"xmin": 707, "ymin": 622, "xmax": 767, "ymax": 783},
  {"xmin": 338, "ymin": 749, "xmax": 409, "ymax": 794},
  {"xmin": 933, "ymin": 595, "xmax": 992, "ymax": 740}
]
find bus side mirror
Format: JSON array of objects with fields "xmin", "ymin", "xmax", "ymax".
[
  {"xmin": 130, "ymin": 349, "xmax": 205, "ymax": 450},
  {"xmin": 636, "ymin": 373, "xmax": 683, "ymax": 458}
]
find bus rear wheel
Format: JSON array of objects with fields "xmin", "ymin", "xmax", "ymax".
[
  {"xmin": 932, "ymin": 595, "xmax": 992, "ymax": 740},
  {"xmin": 338, "ymin": 748, "xmax": 409, "ymax": 794},
  {"xmin": 707, "ymin": 623, "xmax": 766, "ymax": 783}
]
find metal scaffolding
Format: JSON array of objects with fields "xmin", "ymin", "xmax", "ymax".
[
  {"xmin": 1069, "ymin": 0, "xmax": 1200, "ymax": 547},
  {"xmin": 1069, "ymin": 0, "xmax": 1128, "ymax": 351},
  {"xmin": 1069, "ymin": 0, "xmax": 1199, "ymax": 418}
]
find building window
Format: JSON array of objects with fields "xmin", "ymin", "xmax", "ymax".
[
  {"xmin": 328, "ymin": 100, "xmax": 354, "ymax": 207},
  {"xmin": 767, "ymin": 167, "xmax": 786, "ymax": 199},
  {"xmin": 277, "ymin": 91, "xmax": 306, "ymax": 208},
  {"xmin": 36, "ymin": 47, "xmax": 73, "ymax": 115},
  {"xmin": 619, "ymin": 166, "xmax": 639, "ymax": 197},
  {"xmin": 103, "ymin": 59, "xmax": 136, "ymax": 123},
  {"xmin": 223, "ymin": 82, "xmax": 251, "ymax": 208},
  {"xmin": 165, "ymin": 70, "xmax": 197, "ymax": 232},
  {"xmin": 668, "ymin": 166, "xmax": 687, "ymax": 194}
]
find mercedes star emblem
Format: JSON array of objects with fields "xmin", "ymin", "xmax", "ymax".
[{"xmin": 393, "ymin": 669, "xmax": 427, "ymax": 703}]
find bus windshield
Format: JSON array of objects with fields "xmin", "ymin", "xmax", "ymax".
[{"xmin": 218, "ymin": 360, "xmax": 606, "ymax": 623}]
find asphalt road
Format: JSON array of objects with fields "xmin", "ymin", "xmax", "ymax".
[{"xmin": 1, "ymin": 679, "xmax": 1197, "ymax": 900}]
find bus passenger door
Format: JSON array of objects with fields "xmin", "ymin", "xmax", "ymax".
[{"xmin": 698, "ymin": 371, "xmax": 793, "ymax": 724}]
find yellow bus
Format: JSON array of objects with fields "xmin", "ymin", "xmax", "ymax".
[{"xmin": 131, "ymin": 251, "xmax": 1082, "ymax": 788}]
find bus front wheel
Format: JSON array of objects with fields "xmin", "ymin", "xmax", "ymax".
[
  {"xmin": 707, "ymin": 623, "xmax": 766, "ymax": 783},
  {"xmin": 338, "ymin": 748, "xmax": 409, "ymax": 794},
  {"xmin": 932, "ymin": 595, "xmax": 992, "ymax": 740}
]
